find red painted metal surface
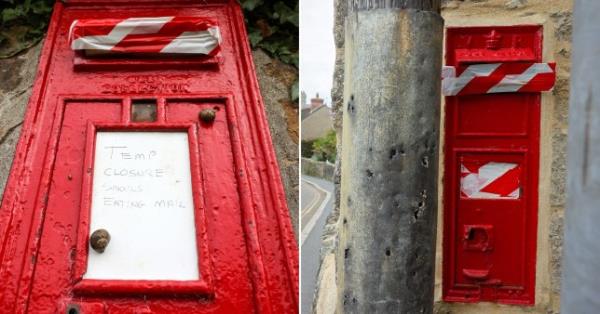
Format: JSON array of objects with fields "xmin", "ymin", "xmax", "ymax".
[
  {"xmin": 442, "ymin": 25, "xmax": 542, "ymax": 305},
  {"xmin": 0, "ymin": 1, "xmax": 298, "ymax": 313}
]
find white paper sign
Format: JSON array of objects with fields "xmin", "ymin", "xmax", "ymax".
[{"xmin": 85, "ymin": 132, "xmax": 199, "ymax": 280}]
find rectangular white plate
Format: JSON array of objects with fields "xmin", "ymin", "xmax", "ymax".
[{"xmin": 85, "ymin": 131, "xmax": 199, "ymax": 280}]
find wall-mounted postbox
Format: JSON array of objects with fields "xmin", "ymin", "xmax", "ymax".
[
  {"xmin": 442, "ymin": 25, "xmax": 553, "ymax": 305},
  {"xmin": 0, "ymin": 1, "xmax": 297, "ymax": 313}
]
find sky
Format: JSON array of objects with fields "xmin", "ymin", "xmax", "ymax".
[{"xmin": 299, "ymin": 0, "xmax": 335, "ymax": 108}]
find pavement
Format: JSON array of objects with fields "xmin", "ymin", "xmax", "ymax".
[{"xmin": 300, "ymin": 175, "xmax": 334, "ymax": 314}]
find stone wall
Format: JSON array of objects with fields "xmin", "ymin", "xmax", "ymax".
[
  {"xmin": 252, "ymin": 49, "xmax": 301, "ymax": 240},
  {"xmin": 0, "ymin": 42, "xmax": 42, "ymax": 201},
  {"xmin": 0, "ymin": 44, "xmax": 300, "ymax": 240},
  {"xmin": 301, "ymin": 158, "xmax": 335, "ymax": 181}
]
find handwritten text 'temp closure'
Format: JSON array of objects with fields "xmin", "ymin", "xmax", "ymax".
[
  {"xmin": 91, "ymin": 133, "xmax": 195, "ymax": 212},
  {"xmin": 86, "ymin": 132, "xmax": 199, "ymax": 280}
]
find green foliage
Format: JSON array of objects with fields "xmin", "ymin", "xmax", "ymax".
[
  {"xmin": 312, "ymin": 130, "xmax": 337, "ymax": 163},
  {"xmin": 239, "ymin": 0, "xmax": 298, "ymax": 103},
  {"xmin": 302, "ymin": 131, "xmax": 337, "ymax": 162},
  {"xmin": 0, "ymin": 0, "xmax": 53, "ymax": 58},
  {"xmin": 301, "ymin": 140, "xmax": 315, "ymax": 159},
  {"xmin": 239, "ymin": 0, "xmax": 298, "ymax": 69}
]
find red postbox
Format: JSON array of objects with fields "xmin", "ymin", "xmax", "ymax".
[
  {"xmin": 442, "ymin": 26, "xmax": 553, "ymax": 305},
  {"xmin": 0, "ymin": 1, "xmax": 298, "ymax": 313}
]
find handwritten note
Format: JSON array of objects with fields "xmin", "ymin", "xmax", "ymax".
[{"xmin": 85, "ymin": 132, "xmax": 199, "ymax": 281}]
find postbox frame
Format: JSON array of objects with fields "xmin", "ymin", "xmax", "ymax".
[
  {"xmin": 23, "ymin": 91, "xmax": 291, "ymax": 306},
  {"xmin": 442, "ymin": 25, "xmax": 542, "ymax": 305}
]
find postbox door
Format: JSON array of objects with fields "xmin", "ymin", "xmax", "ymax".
[
  {"xmin": 25, "ymin": 97, "xmax": 257, "ymax": 313},
  {"xmin": 443, "ymin": 26, "xmax": 542, "ymax": 305}
]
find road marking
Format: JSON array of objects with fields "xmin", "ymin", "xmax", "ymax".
[
  {"xmin": 301, "ymin": 182, "xmax": 321, "ymax": 220},
  {"xmin": 301, "ymin": 187, "xmax": 324, "ymax": 223},
  {"xmin": 301, "ymin": 178, "xmax": 332, "ymax": 247}
]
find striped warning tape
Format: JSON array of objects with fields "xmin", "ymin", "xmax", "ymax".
[
  {"xmin": 460, "ymin": 161, "xmax": 521, "ymax": 199},
  {"xmin": 69, "ymin": 16, "xmax": 221, "ymax": 55},
  {"xmin": 442, "ymin": 62, "xmax": 556, "ymax": 96}
]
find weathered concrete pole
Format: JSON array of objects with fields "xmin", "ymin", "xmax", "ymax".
[
  {"xmin": 336, "ymin": 1, "xmax": 443, "ymax": 313},
  {"xmin": 561, "ymin": 0, "xmax": 600, "ymax": 312}
]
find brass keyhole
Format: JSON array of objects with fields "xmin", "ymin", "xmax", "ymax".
[
  {"xmin": 199, "ymin": 108, "xmax": 216, "ymax": 123},
  {"xmin": 90, "ymin": 229, "xmax": 110, "ymax": 253}
]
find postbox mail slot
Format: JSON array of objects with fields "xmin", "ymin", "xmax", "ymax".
[
  {"xmin": 70, "ymin": 16, "xmax": 222, "ymax": 71},
  {"xmin": 73, "ymin": 53, "xmax": 220, "ymax": 71}
]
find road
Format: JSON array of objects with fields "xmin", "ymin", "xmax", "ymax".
[{"xmin": 300, "ymin": 175, "xmax": 334, "ymax": 314}]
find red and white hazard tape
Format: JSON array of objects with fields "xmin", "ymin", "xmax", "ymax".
[
  {"xmin": 69, "ymin": 17, "xmax": 221, "ymax": 55},
  {"xmin": 460, "ymin": 161, "xmax": 521, "ymax": 199},
  {"xmin": 442, "ymin": 62, "xmax": 556, "ymax": 96}
]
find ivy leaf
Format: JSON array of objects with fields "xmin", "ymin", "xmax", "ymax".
[
  {"xmin": 0, "ymin": 0, "xmax": 54, "ymax": 58},
  {"xmin": 247, "ymin": 27, "xmax": 263, "ymax": 47},
  {"xmin": 2, "ymin": 7, "xmax": 25, "ymax": 23},
  {"xmin": 240, "ymin": 0, "xmax": 263, "ymax": 11},
  {"xmin": 31, "ymin": 1, "xmax": 51, "ymax": 15},
  {"xmin": 289, "ymin": 52, "xmax": 299, "ymax": 68},
  {"xmin": 257, "ymin": 40, "xmax": 279, "ymax": 55},
  {"xmin": 273, "ymin": 2, "xmax": 295, "ymax": 25},
  {"xmin": 241, "ymin": 0, "xmax": 299, "ymax": 68},
  {"xmin": 23, "ymin": 0, "xmax": 31, "ymax": 12},
  {"xmin": 279, "ymin": 52, "xmax": 298, "ymax": 68},
  {"xmin": 287, "ymin": 11, "xmax": 298, "ymax": 27}
]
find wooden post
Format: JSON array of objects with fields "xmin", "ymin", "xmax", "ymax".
[{"xmin": 336, "ymin": 1, "xmax": 443, "ymax": 313}]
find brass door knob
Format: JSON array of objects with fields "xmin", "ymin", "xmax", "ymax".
[{"xmin": 90, "ymin": 229, "xmax": 110, "ymax": 253}]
